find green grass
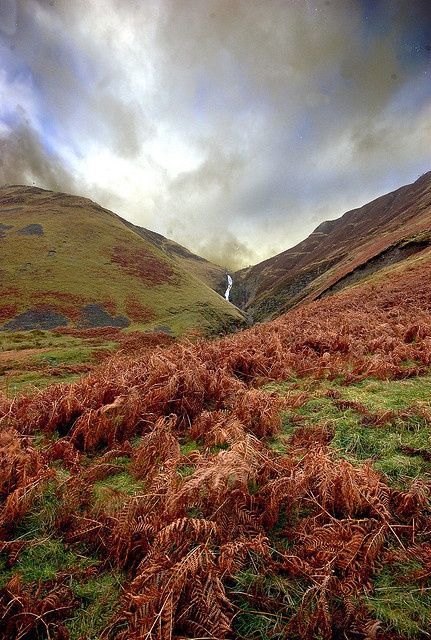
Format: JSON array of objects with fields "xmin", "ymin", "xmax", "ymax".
[
  {"xmin": 93, "ymin": 471, "xmax": 143, "ymax": 496},
  {"xmin": 34, "ymin": 346, "xmax": 98, "ymax": 366},
  {"xmin": 264, "ymin": 374, "xmax": 431, "ymax": 486},
  {"xmin": 179, "ymin": 439, "xmax": 200, "ymax": 455},
  {"xmin": 93, "ymin": 471, "xmax": 145, "ymax": 513},
  {"xmin": 0, "ymin": 329, "xmax": 85, "ymax": 352},
  {"xmin": 3, "ymin": 370, "xmax": 82, "ymax": 394},
  {"xmin": 341, "ymin": 375, "xmax": 431, "ymax": 411},
  {"xmin": 0, "ymin": 534, "xmax": 121, "ymax": 639},
  {"xmin": 0, "ymin": 466, "xmax": 124, "ymax": 638},
  {"xmin": 232, "ymin": 603, "xmax": 285, "ymax": 640},
  {"xmin": 0, "ymin": 188, "xmax": 244, "ymax": 339},
  {"xmin": 230, "ymin": 570, "xmax": 306, "ymax": 639},
  {"xmin": 177, "ymin": 464, "xmax": 195, "ymax": 477},
  {"xmin": 0, "ymin": 330, "xmax": 120, "ymax": 395},
  {"xmin": 15, "ymin": 479, "xmax": 63, "ymax": 537},
  {"xmin": 66, "ymin": 572, "xmax": 123, "ymax": 640},
  {"xmin": 0, "ymin": 538, "xmax": 95, "ymax": 587},
  {"xmin": 296, "ymin": 396, "xmax": 356, "ymax": 424},
  {"xmin": 366, "ymin": 561, "xmax": 431, "ymax": 638}
]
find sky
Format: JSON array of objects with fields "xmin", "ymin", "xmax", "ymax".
[{"xmin": 0, "ymin": 0, "xmax": 430, "ymax": 269}]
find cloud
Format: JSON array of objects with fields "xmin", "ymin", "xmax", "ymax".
[
  {"xmin": 197, "ymin": 234, "xmax": 258, "ymax": 272},
  {"xmin": 0, "ymin": 0, "xmax": 17, "ymax": 36},
  {"xmin": 0, "ymin": 0, "xmax": 430, "ymax": 266},
  {"xmin": 0, "ymin": 118, "xmax": 76, "ymax": 192}
]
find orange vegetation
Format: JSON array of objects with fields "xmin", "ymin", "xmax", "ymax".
[
  {"xmin": 0, "ymin": 260, "xmax": 430, "ymax": 638},
  {"xmin": 125, "ymin": 298, "xmax": 156, "ymax": 323},
  {"xmin": 111, "ymin": 244, "xmax": 177, "ymax": 286},
  {"xmin": 0, "ymin": 305, "xmax": 18, "ymax": 323}
]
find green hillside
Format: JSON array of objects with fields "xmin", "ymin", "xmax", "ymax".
[
  {"xmin": 123, "ymin": 223, "xmax": 228, "ymax": 294},
  {"xmin": 0, "ymin": 185, "xmax": 244, "ymax": 336}
]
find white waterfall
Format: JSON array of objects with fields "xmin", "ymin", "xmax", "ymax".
[{"xmin": 225, "ymin": 274, "xmax": 233, "ymax": 301}]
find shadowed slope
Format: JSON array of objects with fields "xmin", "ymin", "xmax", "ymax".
[
  {"xmin": 123, "ymin": 222, "xmax": 228, "ymax": 294},
  {"xmin": 234, "ymin": 171, "xmax": 431, "ymax": 320}
]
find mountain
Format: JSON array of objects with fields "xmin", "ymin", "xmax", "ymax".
[
  {"xmin": 3, "ymin": 172, "xmax": 430, "ymax": 336},
  {"xmin": 121, "ymin": 222, "xmax": 228, "ymax": 294},
  {"xmin": 233, "ymin": 171, "xmax": 431, "ymax": 321},
  {"xmin": 0, "ymin": 185, "xmax": 244, "ymax": 335}
]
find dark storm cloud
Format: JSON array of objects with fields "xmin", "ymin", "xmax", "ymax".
[
  {"xmin": 152, "ymin": 0, "xmax": 431, "ymax": 260},
  {"xmin": 0, "ymin": 0, "xmax": 430, "ymax": 266}
]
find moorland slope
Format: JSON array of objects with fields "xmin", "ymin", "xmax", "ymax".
[
  {"xmin": 0, "ymin": 185, "xmax": 243, "ymax": 335},
  {"xmin": 234, "ymin": 171, "xmax": 431, "ymax": 320}
]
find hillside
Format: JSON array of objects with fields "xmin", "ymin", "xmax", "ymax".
[
  {"xmin": 0, "ymin": 185, "xmax": 244, "ymax": 335},
  {"xmin": 0, "ymin": 245, "xmax": 430, "ymax": 638},
  {"xmin": 233, "ymin": 171, "xmax": 431, "ymax": 320},
  {"xmin": 123, "ymin": 222, "xmax": 228, "ymax": 294}
]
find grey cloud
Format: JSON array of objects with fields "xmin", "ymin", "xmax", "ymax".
[
  {"xmin": 197, "ymin": 234, "xmax": 258, "ymax": 272},
  {"xmin": 0, "ymin": 119, "xmax": 76, "ymax": 192},
  {"xmin": 170, "ymin": 145, "xmax": 245, "ymax": 197},
  {"xmin": 8, "ymin": 0, "xmax": 150, "ymax": 159},
  {"xmin": 0, "ymin": 0, "xmax": 17, "ymax": 36},
  {"xmin": 150, "ymin": 0, "xmax": 430, "ymax": 253}
]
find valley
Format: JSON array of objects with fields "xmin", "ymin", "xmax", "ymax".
[{"xmin": 0, "ymin": 176, "xmax": 430, "ymax": 639}]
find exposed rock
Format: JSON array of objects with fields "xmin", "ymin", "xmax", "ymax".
[
  {"xmin": 152, "ymin": 325, "xmax": 173, "ymax": 334},
  {"xmin": 0, "ymin": 223, "xmax": 13, "ymax": 238},
  {"xmin": 2, "ymin": 308, "xmax": 69, "ymax": 331},
  {"xmin": 235, "ymin": 171, "xmax": 431, "ymax": 319},
  {"xmin": 78, "ymin": 303, "xmax": 130, "ymax": 328},
  {"xmin": 319, "ymin": 234, "xmax": 431, "ymax": 298},
  {"xmin": 18, "ymin": 223, "xmax": 44, "ymax": 236}
]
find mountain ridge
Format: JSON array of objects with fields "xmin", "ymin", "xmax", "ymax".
[
  {"xmin": 232, "ymin": 171, "xmax": 431, "ymax": 320},
  {"xmin": 2, "ymin": 171, "xmax": 430, "ymax": 332}
]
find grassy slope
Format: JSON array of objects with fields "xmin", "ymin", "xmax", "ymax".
[
  {"xmin": 235, "ymin": 171, "xmax": 431, "ymax": 320},
  {"xmin": 123, "ymin": 223, "xmax": 228, "ymax": 293},
  {"xmin": 0, "ymin": 329, "xmax": 117, "ymax": 395},
  {"xmin": 1, "ymin": 249, "xmax": 430, "ymax": 638},
  {"xmin": 0, "ymin": 185, "xmax": 244, "ymax": 335}
]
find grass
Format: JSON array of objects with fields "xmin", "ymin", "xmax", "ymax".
[
  {"xmin": 0, "ymin": 461, "xmax": 124, "ymax": 638},
  {"xmin": 0, "ymin": 538, "xmax": 96, "ymax": 587},
  {"xmin": 341, "ymin": 375, "xmax": 431, "ymax": 411},
  {"xmin": 66, "ymin": 572, "xmax": 123, "ymax": 640},
  {"xmin": 366, "ymin": 561, "xmax": 431, "ymax": 638},
  {"xmin": 266, "ymin": 374, "xmax": 431, "ymax": 486},
  {"xmin": 0, "ymin": 188, "xmax": 244, "ymax": 338},
  {"xmin": 230, "ymin": 570, "xmax": 306, "ymax": 639},
  {"xmin": 1, "ymin": 305, "xmax": 431, "ymax": 639},
  {"xmin": 177, "ymin": 464, "xmax": 195, "ymax": 477},
  {"xmin": 34, "ymin": 345, "xmax": 98, "ymax": 365},
  {"xmin": 232, "ymin": 602, "xmax": 285, "ymax": 640},
  {"xmin": 15, "ymin": 479, "xmax": 63, "ymax": 537},
  {"xmin": 0, "ymin": 329, "xmax": 88, "ymax": 351},
  {"xmin": 93, "ymin": 471, "xmax": 145, "ymax": 514},
  {"xmin": 2, "ymin": 370, "xmax": 82, "ymax": 394},
  {"xmin": 0, "ymin": 330, "xmax": 119, "ymax": 394},
  {"xmin": 15, "ymin": 540, "xmax": 83, "ymax": 583},
  {"xmin": 179, "ymin": 439, "xmax": 200, "ymax": 455}
]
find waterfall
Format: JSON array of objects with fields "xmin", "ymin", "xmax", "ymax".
[{"xmin": 225, "ymin": 274, "xmax": 233, "ymax": 301}]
